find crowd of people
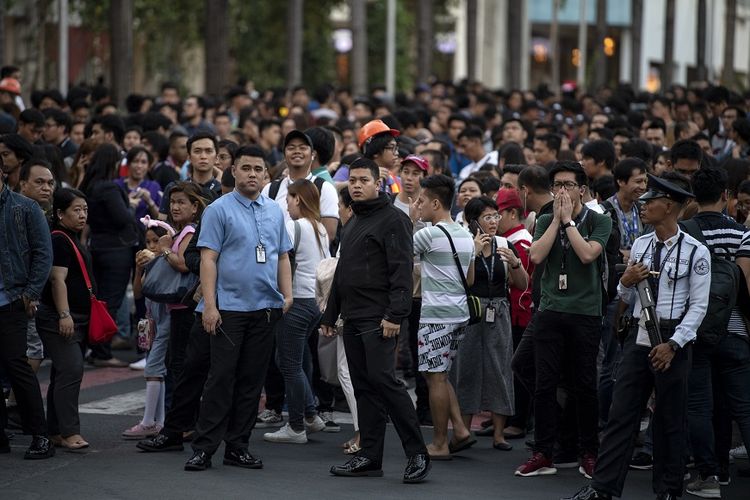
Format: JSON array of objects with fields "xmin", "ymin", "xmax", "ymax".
[{"xmin": 1, "ymin": 63, "xmax": 750, "ymax": 496}]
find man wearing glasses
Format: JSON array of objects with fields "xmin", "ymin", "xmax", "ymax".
[
  {"xmin": 516, "ymin": 162, "xmax": 612, "ymax": 479},
  {"xmin": 358, "ymin": 119, "xmax": 402, "ymax": 195}
]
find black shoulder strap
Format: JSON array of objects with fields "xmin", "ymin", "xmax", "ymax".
[
  {"xmin": 680, "ymin": 219, "xmax": 708, "ymax": 246},
  {"xmin": 312, "ymin": 176, "xmax": 326, "ymax": 193},
  {"xmin": 268, "ymin": 179, "xmax": 283, "ymax": 200},
  {"xmin": 435, "ymin": 224, "xmax": 471, "ymax": 294}
]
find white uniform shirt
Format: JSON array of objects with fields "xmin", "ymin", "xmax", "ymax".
[{"xmin": 617, "ymin": 228, "xmax": 711, "ymax": 347}]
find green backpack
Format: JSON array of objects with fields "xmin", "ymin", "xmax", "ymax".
[{"xmin": 681, "ymin": 219, "xmax": 741, "ymax": 345}]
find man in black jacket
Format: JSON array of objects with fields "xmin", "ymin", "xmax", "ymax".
[{"xmin": 321, "ymin": 157, "xmax": 430, "ymax": 484}]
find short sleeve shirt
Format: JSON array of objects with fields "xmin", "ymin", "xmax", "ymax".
[
  {"xmin": 196, "ymin": 190, "xmax": 292, "ymax": 313},
  {"xmin": 261, "ymin": 174, "xmax": 339, "ymax": 223},
  {"xmin": 533, "ymin": 209, "xmax": 612, "ymax": 317}
]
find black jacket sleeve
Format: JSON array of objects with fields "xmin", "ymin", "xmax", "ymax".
[
  {"xmin": 184, "ymin": 222, "xmax": 201, "ymax": 276},
  {"xmin": 382, "ymin": 211, "xmax": 413, "ymax": 323}
]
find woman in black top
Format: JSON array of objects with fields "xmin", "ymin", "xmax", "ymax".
[
  {"xmin": 79, "ymin": 143, "xmax": 137, "ymax": 367},
  {"xmin": 452, "ymin": 197, "xmax": 528, "ymax": 451},
  {"xmin": 36, "ymin": 188, "xmax": 93, "ymax": 451}
]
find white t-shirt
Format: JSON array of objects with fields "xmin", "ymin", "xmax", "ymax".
[
  {"xmin": 413, "ymin": 222, "xmax": 475, "ymax": 324},
  {"xmin": 262, "ymin": 173, "xmax": 339, "ymax": 223},
  {"xmin": 458, "ymin": 151, "xmax": 498, "ymax": 180},
  {"xmin": 287, "ymin": 218, "xmax": 331, "ymax": 298}
]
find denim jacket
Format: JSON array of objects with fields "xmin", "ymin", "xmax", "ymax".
[{"xmin": 0, "ymin": 184, "xmax": 52, "ymax": 301}]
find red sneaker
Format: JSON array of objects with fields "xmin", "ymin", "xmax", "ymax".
[
  {"xmin": 515, "ymin": 452, "xmax": 558, "ymax": 477},
  {"xmin": 579, "ymin": 452, "xmax": 596, "ymax": 479}
]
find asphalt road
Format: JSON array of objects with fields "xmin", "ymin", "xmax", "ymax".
[{"xmin": 2, "ymin": 359, "xmax": 748, "ymax": 500}]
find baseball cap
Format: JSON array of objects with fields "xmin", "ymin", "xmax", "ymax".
[
  {"xmin": 496, "ymin": 188, "xmax": 523, "ymax": 211},
  {"xmin": 401, "ymin": 155, "xmax": 429, "ymax": 173},
  {"xmin": 283, "ymin": 129, "xmax": 313, "ymax": 150}
]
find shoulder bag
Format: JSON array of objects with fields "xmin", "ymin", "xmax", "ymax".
[
  {"xmin": 51, "ymin": 231, "xmax": 118, "ymax": 344},
  {"xmin": 435, "ymin": 224, "xmax": 482, "ymax": 325}
]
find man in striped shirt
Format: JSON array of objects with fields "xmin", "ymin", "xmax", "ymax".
[
  {"xmin": 684, "ymin": 167, "xmax": 750, "ymax": 498},
  {"xmin": 413, "ymin": 174, "xmax": 476, "ymax": 460}
]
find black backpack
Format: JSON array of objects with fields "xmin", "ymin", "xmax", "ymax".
[
  {"xmin": 680, "ymin": 218, "xmax": 742, "ymax": 345},
  {"xmin": 268, "ymin": 176, "xmax": 326, "ymax": 200},
  {"xmin": 587, "ymin": 203, "xmax": 623, "ymax": 306}
]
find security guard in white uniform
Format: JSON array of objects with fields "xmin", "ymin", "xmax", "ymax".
[{"xmin": 563, "ymin": 175, "xmax": 711, "ymax": 500}]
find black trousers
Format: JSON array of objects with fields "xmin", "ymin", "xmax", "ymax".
[
  {"xmin": 507, "ymin": 324, "xmax": 533, "ymax": 431},
  {"xmin": 511, "ymin": 314, "xmax": 536, "ymax": 403},
  {"xmin": 192, "ymin": 309, "xmax": 280, "ymax": 455},
  {"xmin": 162, "ymin": 314, "xmax": 210, "ymax": 440},
  {"xmin": 343, "ymin": 318, "xmax": 426, "ymax": 464},
  {"xmin": 533, "ymin": 310, "xmax": 601, "ymax": 458},
  {"xmin": 407, "ymin": 298, "xmax": 429, "ymax": 414},
  {"xmin": 263, "ymin": 330, "xmax": 286, "ymax": 414},
  {"xmin": 0, "ymin": 300, "xmax": 47, "ymax": 436},
  {"xmin": 592, "ymin": 327, "xmax": 692, "ymax": 498}
]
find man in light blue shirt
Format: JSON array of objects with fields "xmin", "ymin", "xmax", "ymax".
[{"xmin": 184, "ymin": 146, "xmax": 293, "ymax": 472}]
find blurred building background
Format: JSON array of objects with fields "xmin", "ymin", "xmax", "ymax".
[{"xmin": 0, "ymin": 0, "xmax": 748, "ymax": 105}]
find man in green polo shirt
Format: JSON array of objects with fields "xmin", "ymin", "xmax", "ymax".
[{"xmin": 515, "ymin": 161, "xmax": 612, "ymax": 479}]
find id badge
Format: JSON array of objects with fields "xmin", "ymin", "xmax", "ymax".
[
  {"xmin": 256, "ymin": 245, "xmax": 267, "ymax": 264},
  {"xmin": 558, "ymin": 273, "xmax": 568, "ymax": 291},
  {"xmin": 485, "ymin": 305, "xmax": 496, "ymax": 323}
]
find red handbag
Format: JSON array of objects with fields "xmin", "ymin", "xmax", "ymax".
[{"xmin": 51, "ymin": 231, "xmax": 118, "ymax": 344}]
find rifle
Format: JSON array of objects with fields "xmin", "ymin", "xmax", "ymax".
[{"xmin": 636, "ymin": 276, "xmax": 662, "ymax": 347}]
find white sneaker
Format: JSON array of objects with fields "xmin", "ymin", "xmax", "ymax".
[
  {"xmin": 729, "ymin": 445, "xmax": 747, "ymax": 459},
  {"xmin": 305, "ymin": 415, "xmax": 326, "ymax": 434},
  {"xmin": 263, "ymin": 423, "xmax": 307, "ymax": 444},
  {"xmin": 129, "ymin": 358, "xmax": 146, "ymax": 370}
]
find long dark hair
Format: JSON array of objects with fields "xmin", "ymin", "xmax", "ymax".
[
  {"xmin": 79, "ymin": 143, "xmax": 121, "ymax": 194},
  {"xmin": 287, "ymin": 179, "xmax": 325, "ymax": 256}
]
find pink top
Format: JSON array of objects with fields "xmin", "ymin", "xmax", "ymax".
[{"xmin": 167, "ymin": 224, "xmax": 196, "ymax": 311}]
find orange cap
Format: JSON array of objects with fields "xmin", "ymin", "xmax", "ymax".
[
  {"xmin": 0, "ymin": 78, "xmax": 21, "ymax": 95},
  {"xmin": 357, "ymin": 119, "xmax": 400, "ymax": 149}
]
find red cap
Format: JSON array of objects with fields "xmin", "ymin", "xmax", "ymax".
[
  {"xmin": 496, "ymin": 188, "xmax": 522, "ymax": 211},
  {"xmin": 401, "ymin": 155, "xmax": 429, "ymax": 173},
  {"xmin": 0, "ymin": 78, "xmax": 21, "ymax": 95}
]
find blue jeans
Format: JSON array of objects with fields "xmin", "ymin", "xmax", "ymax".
[
  {"xmin": 688, "ymin": 334, "xmax": 750, "ymax": 477},
  {"xmin": 276, "ymin": 298, "xmax": 321, "ymax": 429}
]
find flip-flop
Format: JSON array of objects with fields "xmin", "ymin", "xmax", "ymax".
[
  {"xmin": 428, "ymin": 453, "xmax": 453, "ymax": 461},
  {"xmin": 50, "ymin": 436, "xmax": 65, "ymax": 448},
  {"xmin": 448, "ymin": 435, "xmax": 477, "ymax": 454},
  {"xmin": 343, "ymin": 442, "xmax": 361, "ymax": 455},
  {"xmin": 63, "ymin": 438, "xmax": 90, "ymax": 452},
  {"xmin": 493, "ymin": 442, "xmax": 513, "ymax": 451}
]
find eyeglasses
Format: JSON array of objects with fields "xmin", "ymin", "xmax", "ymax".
[
  {"xmin": 552, "ymin": 181, "xmax": 579, "ymax": 190},
  {"xmin": 386, "ymin": 143, "xmax": 399, "ymax": 154},
  {"xmin": 481, "ymin": 213, "xmax": 502, "ymax": 222}
]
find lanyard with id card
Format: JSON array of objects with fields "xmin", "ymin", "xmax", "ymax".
[{"xmin": 480, "ymin": 238, "xmax": 498, "ymax": 323}]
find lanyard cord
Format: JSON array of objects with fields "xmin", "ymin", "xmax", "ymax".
[
  {"xmin": 479, "ymin": 238, "xmax": 496, "ymax": 297},
  {"xmin": 612, "ymin": 196, "xmax": 640, "ymax": 246}
]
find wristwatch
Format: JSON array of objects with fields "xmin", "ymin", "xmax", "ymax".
[
  {"xmin": 667, "ymin": 339, "xmax": 680, "ymax": 352},
  {"xmin": 59, "ymin": 310, "xmax": 71, "ymax": 320},
  {"xmin": 163, "ymin": 249, "xmax": 172, "ymax": 258},
  {"xmin": 563, "ymin": 220, "xmax": 576, "ymax": 229}
]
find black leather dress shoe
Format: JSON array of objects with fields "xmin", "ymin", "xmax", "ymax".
[
  {"xmin": 184, "ymin": 451, "xmax": 212, "ymax": 471},
  {"xmin": 403, "ymin": 453, "xmax": 431, "ymax": 483},
  {"xmin": 24, "ymin": 435, "xmax": 55, "ymax": 460},
  {"xmin": 224, "ymin": 448, "xmax": 263, "ymax": 469},
  {"xmin": 330, "ymin": 456, "xmax": 383, "ymax": 477},
  {"xmin": 560, "ymin": 485, "xmax": 612, "ymax": 500},
  {"xmin": 137, "ymin": 433, "xmax": 184, "ymax": 452}
]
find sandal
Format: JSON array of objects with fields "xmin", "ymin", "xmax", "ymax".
[
  {"xmin": 50, "ymin": 435, "xmax": 65, "ymax": 447},
  {"xmin": 62, "ymin": 435, "xmax": 90, "ymax": 452},
  {"xmin": 344, "ymin": 442, "xmax": 361, "ymax": 455},
  {"xmin": 448, "ymin": 435, "xmax": 477, "ymax": 454}
]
